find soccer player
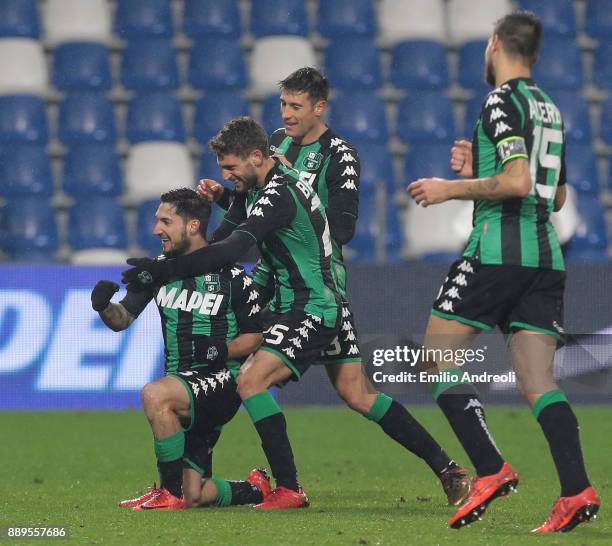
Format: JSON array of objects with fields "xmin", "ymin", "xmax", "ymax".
[
  {"xmin": 200, "ymin": 67, "xmax": 470, "ymax": 506},
  {"xmin": 407, "ymin": 12, "xmax": 600, "ymax": 532},
  {"xmin": 91, "ymin": 188, "xmax": 269, "ymax": 510},
  {"xmin": 122, "ymin": 117, "xmax": 344, "ymax": 509}
]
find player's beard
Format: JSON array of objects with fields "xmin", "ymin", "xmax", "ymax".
[
  {"xmin": 163, "ymin": 231, "xmax": 190, "ymax": 258},
  {"xmin": 485, "ymin": 56, "xmax": 496, "ymax": 87}
]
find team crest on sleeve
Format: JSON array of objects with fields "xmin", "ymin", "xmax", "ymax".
[{"xmin": 302, "ymin": 151, "xmax": 323, "ymax": 171}]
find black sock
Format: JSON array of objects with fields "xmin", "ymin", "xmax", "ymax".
[
  {"xmin": 229, "ymin": 481, "xmax": 264, "ymax": 505},
  {"xmin": 254, "ymin": 413, "xmax": 299, "ymax": 491},
  {"xmin": 157, "ymin": 459, "xmax": 183, "ymax": 498},
  {"xmin": 437, "ymin": 386, "xmax": 504, "ymax": 476},
  {"xmin": 378, "ymin": 400, "xmax": 453, "ymax": 475},
  {"xmin": 538, "ymin": 402, "xmax": 590, "ymax": 497}
]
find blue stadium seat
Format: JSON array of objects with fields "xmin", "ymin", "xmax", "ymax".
[
  {"xmin": 193, "ymin": 92, "xmax": 250, "ymax": 144},
  {"xmin": 463, "ymin": 96, "xmax": 483, "ymax": 135},
  {"xmin": 352, "ymin": 141, "xmax": 395, "ymax": 192},
  {"xmin": 390, "ymin": 40, "xmax": 449, "ymax": 90},
  {"xmin": 593, "ymin": 40, "xmax": 612, "ymax": 89},
  {"xmin": 52, "ymin": 42, "xmax": 112, "ymax": 92},
  {"xmin": 397, "ymin": 92, "xmax": 455, "ymax": 143},
  {"xmin": 599, "ymin": 98, "xmax": 612, "ymax": 145},
  {"xmin": 63, "ymin": 144, "xmax": 123, "ymax": 197},
  {"xmin": 404, "ymin": 143, "xmax": 454, "ymax": 182},
  {"xmin": 517, "ymin": 0, "xmax": 576, "ymax": 37},
  {"xmin": 251, "ymin": 0, "xmax": 308, "ymax": 37},
  {"xmin": 325, "ymin": 39, "xmax": 382, "ymax": 90},
  {"xmin": 346, "ymin": 197, "xmax": 376, "ymax": 261},
  {"xmin": 261, "ymin": 95, "xmax": 282, "ymax": 134},
  {"xmin": 136, "ymin": 198, "xmax": 162, "ymax": 255},
  {"xmin": 121, "ymin": 39, "xmax": 178, "ymax": 91},
  {"xmin": 126, "ymin": 93, "xmax": 185, "ymax": 143},
  {"xmin": 533, "ymin": 38, "xmax": 582, "ymax": 90},
  {"xmin": 68, "ymin": 197, "xmax": 128, "ymax": 250},
  {"xmin": 58, "ymin": 93, "xmax": 116, "ymax": 144},
  {"xmin": 188, "ymin": 38, "xmax": 247, "ymax": 90},
  {"xmin": 347, "ymin": 199, "xmax": 402, "ymax": 262},
  {"xmin": 198, "ymin": 152, "xmax": 221, "ymax": 181},
  {"xmin": 457, "ymin": 41, "xmax": 490, "ymax": 94},
  {"xmin": 183, "ymin": 0, "xmax": 241, "ymax": 39},
  {"xmin": 0, "ymin": 0, "xmax": 40, "ymax": 38},
  {"xmin": 566, "ymin": 195, "xmax": 609, "ymax": 262},
  {"xmin": 329, "ymin": 92, "xmax": 388, "ymax": 143},
  {"xmin": 317, "ymin": 0, "xmax": 376, "ymax": 38},
  {"xmin": 2, "ymin": 197, "xmax": 58, "ymax": 257},
  {"xmin": 549, "ymin": 90, "xmax": 591, "ymax": 143},
  {"xmin": 115, "ymin": 0, "xmax": 173, "ymax": 39},
  {"xmin": 585, "ymin": 0, "xmax": 612, "ymax": 39},
  {"xmin": 564, "ymin": 143, "xmax": 599, "ymax": 195},
  {"xmin": 0, "ymin": 95, "xmax": 48, "ymax": 143},
  {"xmin": 0, "ymin": 144, "xmax": 53, "ymax": 197}
]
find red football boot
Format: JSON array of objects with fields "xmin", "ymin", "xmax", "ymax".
[
  {"xmin": 530, "ymin": 486, "xmax": 600, "ymax": 534},
  {"xmin": 135, "ymin": 488, "xmax": 186, "ymax": 511},
  {"xmin": 118, "ymin": 483, "xmax": 160, "ymax": 507},
  {"xmin": 246, "ymin": 468, "xmax": 272, "ymax": 499},
  {"xmin": 449, "ymin": 462, "xmax": 519, "ymax": 529},
  {"xmin": 253, "ymin": 486, "xmax": 309, "ymax": 510}
]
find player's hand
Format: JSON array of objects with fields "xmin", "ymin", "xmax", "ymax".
[
  {"xmin": 407, "ymin": 178, "xmax": 453, "ymax": 207},
  {"xmin": 121, "ymin": 256, "xmax": 174, "ymax": 288},
  {"xmin": 450, "ymin": 139, "xmax": 473, "ymax": 178},
  {"xmin": 91, "ymin": 280, "xmax": 119, "ymax": 312},
  {"xmin": 196, "ymin": 178, "xmax": 225, "ymax": 203},
  {"xmin": 192, "ymin": 335, "xmax": 229, "ymax": 370}
]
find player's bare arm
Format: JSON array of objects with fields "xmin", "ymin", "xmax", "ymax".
[
  {"xmin": 553, "ymin": 184, "xmax": 566, "ymax": 212},
  {"xmin": 408, "ymin": 157, "xmax": 531, "ymax": 206},
  {"xmin": 228, "ymin": 333, "xmax": 262, "ymax": 359},
  {"xmin": 99, "ymin": 302, "xmax": 136, "ymax": 332},
  {"xmin": 91, "ymin": 280, "xmax": 136, "ymax": 332}
]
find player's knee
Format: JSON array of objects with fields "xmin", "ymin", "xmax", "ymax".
[
  {"xmin": 335, "ymin": 383, "xmax": 370, "ymax": 414},
  {"xmin": 140, "ymin": 382, "xmax": 170, "ymax": 415},
  {"xmin": 236, "ymin": 368, "xmax": 266, "ymax": 398}
]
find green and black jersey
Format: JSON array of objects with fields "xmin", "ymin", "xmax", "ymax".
[
  {"xmin": 120, "ymin": 264, "xmax": 261, "ymax": 376},
  {"xmin": 465, "ymin": 77, "xmax": 566, "ymax": 270},
  {"xmin": 218, "ymin": 163, "xmax": 341, "ymax": 327},
  {"xmin": 268, "ymin": 128, "xmax": 360, "ymax": 296}
]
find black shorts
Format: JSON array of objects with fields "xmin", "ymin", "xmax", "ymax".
[
  {"xmin": 260, "ymin": 309, "xmax": 340, "ymax": 379},
  {"xmin": 316, "ymin": 301, "xmax": 362, "ymax": 365},
  {"xmin": 432, "ymin": 257, "xmax": 565, "ymax": 341},
  {"xmin": 171, "ymin": 367, "xmax": 242, "ymax": 433}
]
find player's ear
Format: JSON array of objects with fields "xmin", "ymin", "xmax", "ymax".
[
  {"xmin": 314, "ymin": 100, "xmax": 327, "ymax": 116},
  {"xmin": 250, "ymin": 148, "xmax": 264, "ymax": 167},
  {"xmin": 189, "ymin": 219, "xmax": 200, "ymax": 235}
]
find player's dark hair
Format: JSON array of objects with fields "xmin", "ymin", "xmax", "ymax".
[
  {"xmin": 494, "ymin": 11, "xmax": 542, "ymax": 66},
  {"xmin": 279, "ymin": 67, "xmax": 329, "ymax": 103},
  {"xmin": 209, "ymin": 116, "xmax": 269, "ymax": 159},
  {"xmin": 160, "ymin": 187, "xmax": 210, "ymax": 237}
]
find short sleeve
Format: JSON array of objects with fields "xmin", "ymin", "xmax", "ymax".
[{"xmin": 481, "ymin": 89, "xmax": 528, "ymax": 166}]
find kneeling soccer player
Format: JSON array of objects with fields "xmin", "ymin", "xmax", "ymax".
[{"xmin": 91, "ymin": 188, "xmax": 268, "ymax": 509}]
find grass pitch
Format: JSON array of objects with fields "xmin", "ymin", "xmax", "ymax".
[{"xmin": 0, "ymin": 406, "xmax": 609, "ymax": 546}]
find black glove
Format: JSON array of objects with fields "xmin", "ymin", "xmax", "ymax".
[
  {"xmin": 121, "ymin": 256, "xmax": 174, "ymax": 288},
  {"xmin": 192, "ymin": 335, "xmax": 228, "ymax": 370},
  {"xmin": 91, "ymin": 280, "xmax": 119, "ymax": 312}
]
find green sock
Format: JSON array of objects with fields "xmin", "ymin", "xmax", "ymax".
[
  {"xmin": 211, "ymin": 477, "xmax": 233, "ymax": 507},
  {"xmin": 243, "ymin": 391, "xmax": 282, "ymax": 423},
  {"xmin": 365, "ymin": 393, "xmax": 393, "ymax": 422}
]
